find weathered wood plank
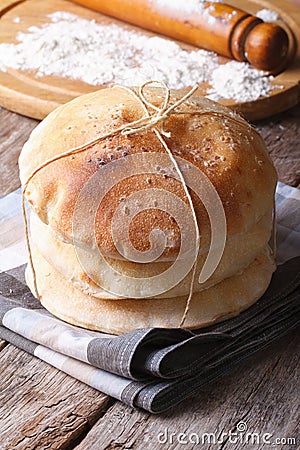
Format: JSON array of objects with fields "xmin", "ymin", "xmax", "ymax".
[
  {"xmin": 256, "ymin": 104, "xmax": 300, "ymax": 187},
  {"xmin": 0, "ymin": 340, "xmax": 7, "ymax": 351},
  {"xmin": 0, "ymin": 107, "xmax": 37, "ymax": 197},
  {"xmin": 75, "ymin": 331, "xmax": 299, "ymax": 450},
  {"xmin": 0, "ymin": 344, "xmax": 115, "ymax": 450}
]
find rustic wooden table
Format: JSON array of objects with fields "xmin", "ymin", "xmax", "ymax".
[{"xmin": 0, "ymin": 3, "xmax": 300, "ymax": 448}]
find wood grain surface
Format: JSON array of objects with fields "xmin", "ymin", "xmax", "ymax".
[
  {"xmin": 256, "ymin": 104, "xmax": 300, "ymax": 187},
  {"xmin": 0, "ymin": 344, "xmax": 113, "ymax": 450},
  {"xmin": 0, "ymin": 0, "xmax": 299, "ymax": 121},
  {"xmin": 0, "ymin": 107, "xmax": 36, "ymax": 197},
  {"xmin": 0, "ymin": 340, "xmax": 7, "ymax": 351}
]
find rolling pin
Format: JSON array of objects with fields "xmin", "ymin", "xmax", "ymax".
[{"xmin": 72, "ymin": 0, "xmax": 290, "ymax": 72}]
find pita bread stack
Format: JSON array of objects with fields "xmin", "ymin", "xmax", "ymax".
[{"xmin": 19, "ymin": 85, "xmax": 277, "ymax": 334}]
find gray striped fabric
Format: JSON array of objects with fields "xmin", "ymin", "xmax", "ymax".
[{"xmin": 0, "ymin": 182, "xmax": 299, "ymax": 413}]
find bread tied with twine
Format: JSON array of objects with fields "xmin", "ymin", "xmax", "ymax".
[
  {"xmin": 19, "ymin": 81, "xmax": 277, "ymax": 334},
  {"xmin": 22, "ymin": 81, "xmax": 208, "ymax": 327}
]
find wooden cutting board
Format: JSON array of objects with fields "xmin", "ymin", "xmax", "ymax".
[{"xmin": 0, "ymin": 0, "xmax": 299, "ymax": 121}]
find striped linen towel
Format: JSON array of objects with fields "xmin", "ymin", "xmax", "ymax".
[{"xmin": 0, "ymin": 182, "xmax": 299, "ymax": 413}]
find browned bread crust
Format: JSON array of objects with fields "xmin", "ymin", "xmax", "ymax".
[{"xmin": 20, "ymin": 86, "xmax": 277, "ymax": 261}]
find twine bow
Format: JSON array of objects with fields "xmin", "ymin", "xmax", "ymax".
[{"xmin": 121, "ymin": 80, "xmax": 199, "ymax": 138}]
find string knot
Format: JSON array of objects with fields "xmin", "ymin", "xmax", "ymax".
[{"xmin": 119, "ymin": 80, "xmax": 199, "ymax": 138}]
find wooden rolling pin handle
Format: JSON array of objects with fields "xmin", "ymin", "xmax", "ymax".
[{"xmin": 230, "ymin": 16, "xmax": 290, "ymax": 72}]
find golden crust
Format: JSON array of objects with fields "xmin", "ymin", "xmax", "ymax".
[
  {"xmin": 30, "ymin": 209, "xmax": 273, "ymax": 299},
  {"xmin": 19, "ymin": 86, "xmax": 277, "ymax": 260},
  {"xmin": 26, "ymin": 246, "xmax": 276, "ymax": 334}
]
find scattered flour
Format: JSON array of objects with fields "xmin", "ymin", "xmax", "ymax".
[
  {"xmin": 0, "ymin": 59, "xmax": 6, "ymax": 72},
  {"xmin": 150, "ymin": 0, "xmax": 222, "ymax": 15},
  {"xmin": 256, "ymin": 9, "xmax": 280, "ymax": 22},
  {"xmin": 150, "ymin": 0, "xmax": 224, "ymax": 25},
  {"xmin": 207, "ymin": 61, "xmax": 275, "ymax": 102},
  {"xmin": 0, "ymin": 12, "xmax": 219, "ymax": 88},
  {"xmin": 0, "ymin": 11, "xmax": 276, "ymax": 102}
]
